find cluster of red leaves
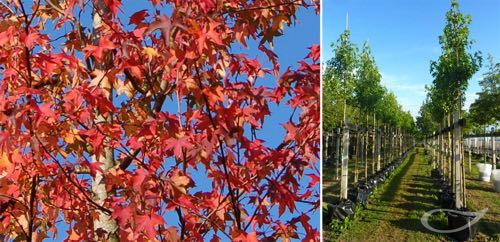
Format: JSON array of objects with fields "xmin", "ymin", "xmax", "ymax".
[{"xmin": 0, "ymin": 0, "xmax": 319, "ymax": 241}]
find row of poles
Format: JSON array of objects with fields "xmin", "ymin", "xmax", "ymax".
[
  {"xmin": 424, "ymin": 113, "xmax": 466, "ymax": 209},
  {"xmin": 324, "ymin": 121, "xmax": 415, "ymax": 200},
  {"xmin": 463, "ymin": 132, "xmax": 498, "ymax": 170},
  {"xmin": 425, "ymin": 121, "xmax": 498, "ymax": 209}
]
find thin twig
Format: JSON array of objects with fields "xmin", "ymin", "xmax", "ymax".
[
  {"xmin": 0, "ymin": 0, "xmax": 14, "ymax": 14},
  {"xmin": 35, "ymin": 135, "xmax": 112, "ymax": 214},
  {"xmin": 194, "ymin": 64, "xmax": 242, "ymax": 230},
  {"xmin": 221, "ymin": 0, "xmax": 308, "ymax": 15}
]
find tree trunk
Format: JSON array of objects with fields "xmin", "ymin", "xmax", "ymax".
[
  {"xmin": 91, "ymin": 2, "xmax": 119, "ymax": 241},
  {"xmin": 439, "ymin": 122, "xmax": 443, "ymax": 175},
  {"xmin": 453, "ymin": 110, "xmax": 463, "ymax": 209},
  {"xmin": 390, "ymin": 126, "xmax": 394, "ymax": 163},
  {"xmin": 365, "ymin": 114, "xmax": 369, "ymax": 176},
  {"xmin": 335, "ymin": 128, "xmax": 341, "ymax": 181},
  {"xmin": 484, "ymin": 126, "xmax": 487, "ymax": 163},
  {"xmin": 324, "ymin": 133, "xmax": 329, "ymax": 164},
  {"xmin": 399, "ymin": 128, "xmax": 403, "ymax": 157},
  {"xmin": 340, "ymin": 126, "xmax": 350, "ymax": 200},
  {"xmin": 360, "ymin": 126, "xmax": 368, "ymax": 181},
  {"xmin": 432, "ymin": 136, "xmax": 436, "ymax": 169},
  {"xmin": 447, "ymin": 113, "xmax": 455, "ymax": 191},
  {"xmin": 492, "ymin": 132, "xmax": 496, "ymax": 170},
  {"xmin": 355, "ymin": 130, "xmax": 360, "ymax": 183},
  {"xmin": 374, "ymin": 113, "xmax": 379, "ymax": 172},
  {"xmin": 382, "ymin": 125, "xmax": 386, "ymax": 168},
  {"xmin": 468, "ymin": 140, "xmax": 472, "ymax": 174}
]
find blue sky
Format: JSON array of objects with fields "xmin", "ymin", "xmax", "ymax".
[{"xmin": 322, "ymin": 0, "xmax": 500, "ymax": 118}]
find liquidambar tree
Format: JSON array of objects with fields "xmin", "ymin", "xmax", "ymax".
[
  {"xmin": 426, "ymin": 0, "xmax": 481, "ymax": 209},
  {"xmin": 0, "ymin": 0, "xmax": 320, "ymax": 241}
]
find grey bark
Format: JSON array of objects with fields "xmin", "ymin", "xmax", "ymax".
[{"xmin": 91, "ymin": 2, "xmax": 119, "ymax": 241}]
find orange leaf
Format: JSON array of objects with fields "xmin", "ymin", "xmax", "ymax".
[
  {"xmin": 0, "ymin": 151, "xmax": 12, "ymax": 171},
  {"xmin": 68, "ymin": 229, "xmax": 81, "ymax": 241}
]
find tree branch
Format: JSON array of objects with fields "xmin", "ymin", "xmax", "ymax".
[
  {"xmin": 123, "ymin": 68, "xmax": 146, "ymax": 95},
  {"xmin": 26, "ymin": 175, "xmax": 38, "ymax": 242},
  {"xmin": 221, "ymin": 0, "xmax": 309, "ymax": 15},
  {"xmin": 194, "ymin": 64, "xmax": 242, "ymax": 231},
  {"xmin": 35, "ymin": 135, "xmax": 112, "ymax": 214},
  {"xmin": 118, "ymin": 73, "xmax": 174, "ymax": 171},
  {"xmin": 0, "ymin": 0, "xmax": 14, "ymax": 14}
]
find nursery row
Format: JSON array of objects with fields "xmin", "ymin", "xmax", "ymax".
[
  {"xmin": 425, "ymin": 118, "xmax": 500, "ymax": 241},
  {"xmin": 323, "ymin": 149, "xmax": 412, "ymax": 227}
]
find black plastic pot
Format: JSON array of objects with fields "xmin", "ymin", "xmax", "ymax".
[
  {"xmin": 323, "ymin": 203, "xmax": 335, "ymax": 225},
  {"xmin": 374, "ymin": 174, "xmax": 385, "ymax": 184},
  {"xmin": 447, "ymin": 209, "xmax": 478, "ymax": 241},
  {"xmin": 348, "ymin": 186, "xmax": 370, "ymax": 206},
  {"xmin": 439, "ymin": 191, "xmax": 455, "ymax": 209},
  {"xmin": 347, "ymin": 188, "xmax": 357, "ymax": 203},
  {"xmin": 331, "ymin": 199, "xmax": 356, "ymax": 221},
  {"xmin": 367, "ymin": 178, "xmax": 378, "ymax": 188},
  {"xmin": 431, "ymin": 168, "xmax": 440, "ymax": 178}
]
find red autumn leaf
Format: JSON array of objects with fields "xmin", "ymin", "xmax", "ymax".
[
  {"xmin": 104, "ymin": 0, "xmax": 121, "ymax": 16},
  {"xmin": 136, "ymin": 212, "xmax": 165, "ymax": 239},
  {"xmin": 306, "ymin": 173, "xmax": 319, "ymax": 189},
  {"xmin": 1, "ymin": 0, "xmax": 320, "ymax": 241},
  {"xmin": 197, "ymin": 21, "xmax": 224, "ymax": 53},
  {"xmin": 129, "ymin": 10, "xmax": 149, "ymax": 25},
  {"xmin": 246, "ymin": 231, "xmax": 259, "ymax": 242},
  {"xmin": 132, "ymin": 168, "xmax": 148, "ymax": 192},
  {"xmin": 199, "ymin": 0, "xmax": 216, "ymax": 14},
  {"xmin": 23, "ymin": 32, "xmax": 42, "ymax": 49},
  {"xmin": 210, "ymin": 234, "xmax": 220, "ymax": 242},
  {"xmin": 307, "ymin": 44, "xmax": 320, "ymax": 63},
  {"xmin": 164, "ymin": 135, "xmax": 192, "ymax": 159},
  {"xmin": 111, "ymin": 205, "xmax": 133, "ymax": 227},
  {"xmin": 146, "ymin": 15, "xmax": 187, "ymax": 46},
  {"xmin": 84, "ymin": 38, "xmax": 116, "ymax": 61},
  {"xmin": 80, "ymin": 159, "xmax": 104, "ymax": 177}
]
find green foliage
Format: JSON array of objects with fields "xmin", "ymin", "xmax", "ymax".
[
  {"xmin": 428, "ymin": 0, "xmax": 482, "ymax": 117},
  {"xmin": 376, "ymin": 91, "xmax": 399, "ymax": 126},
  {"xmin": 355, "ymin": 41, "xmax": 384, "ymax": 113},
  {"xmin": 419, "ymin": 0, "xmax": 481, "ymax": 136},
  {"xmin": 416, "ymin": 99, "xmax": 439, "ymax": 137},
  {"xmin": 328, "ymin": 30, "xmax": 358, "ymax": 101},
  {"xmin": 329, "ymin": 216, "xmax": 351, "ymax": 235},
  {"xmin": 323, "ymin": 30, "xmax": 358, "ymax": 129},
  {"xmin": 323, "ymin": 32, "xmax": 416, "ymax": 134},
  {"xmin": 469, "ymin": 55, "xmax": 500, "ymax": 127}
]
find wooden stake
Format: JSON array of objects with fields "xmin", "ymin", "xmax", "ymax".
[
  {"xmin": 340, "ymin": 126, "xmax": 350, "ymax": 200},
  {"xmin": 453, "ymin": 110, "xmax": 463, "ymax": 209},
  {"xmin": 335, "ymin": 128, "xmax": 341, "ymax": 180},
  {"xmin": 492, "ymin": 131, "xmax": 496, "ymax": 170}
]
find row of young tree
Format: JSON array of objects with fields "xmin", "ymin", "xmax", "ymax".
[
  {"xmin": 416, "ymin": 0, "xmax": 487, "ymax": 213},
  {"xmin": 322, "ymin": 20, "xmax": 416, "ymax": 205},
  {"xmin": 323, "ymin": 27, "xmax": 416, "ymax": 143}
]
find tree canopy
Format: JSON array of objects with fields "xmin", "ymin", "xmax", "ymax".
[
  {"xmin": 418, "ymin": 0, "xmax": 481, "ymax": 136},
  {"xmin": 0, "ymin": 0, "xmax": 320, "ymax": 241},
  {"xmin": 322, "ymin": 29, "xmax": 358, "ymax": 129},
  {"xmin": 323, "ymin": 30, "xmax": 415, "ymax": 134},
  {"xmin": 469, "ymin": 55, "xmax": 500, "ymax": 128}
]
